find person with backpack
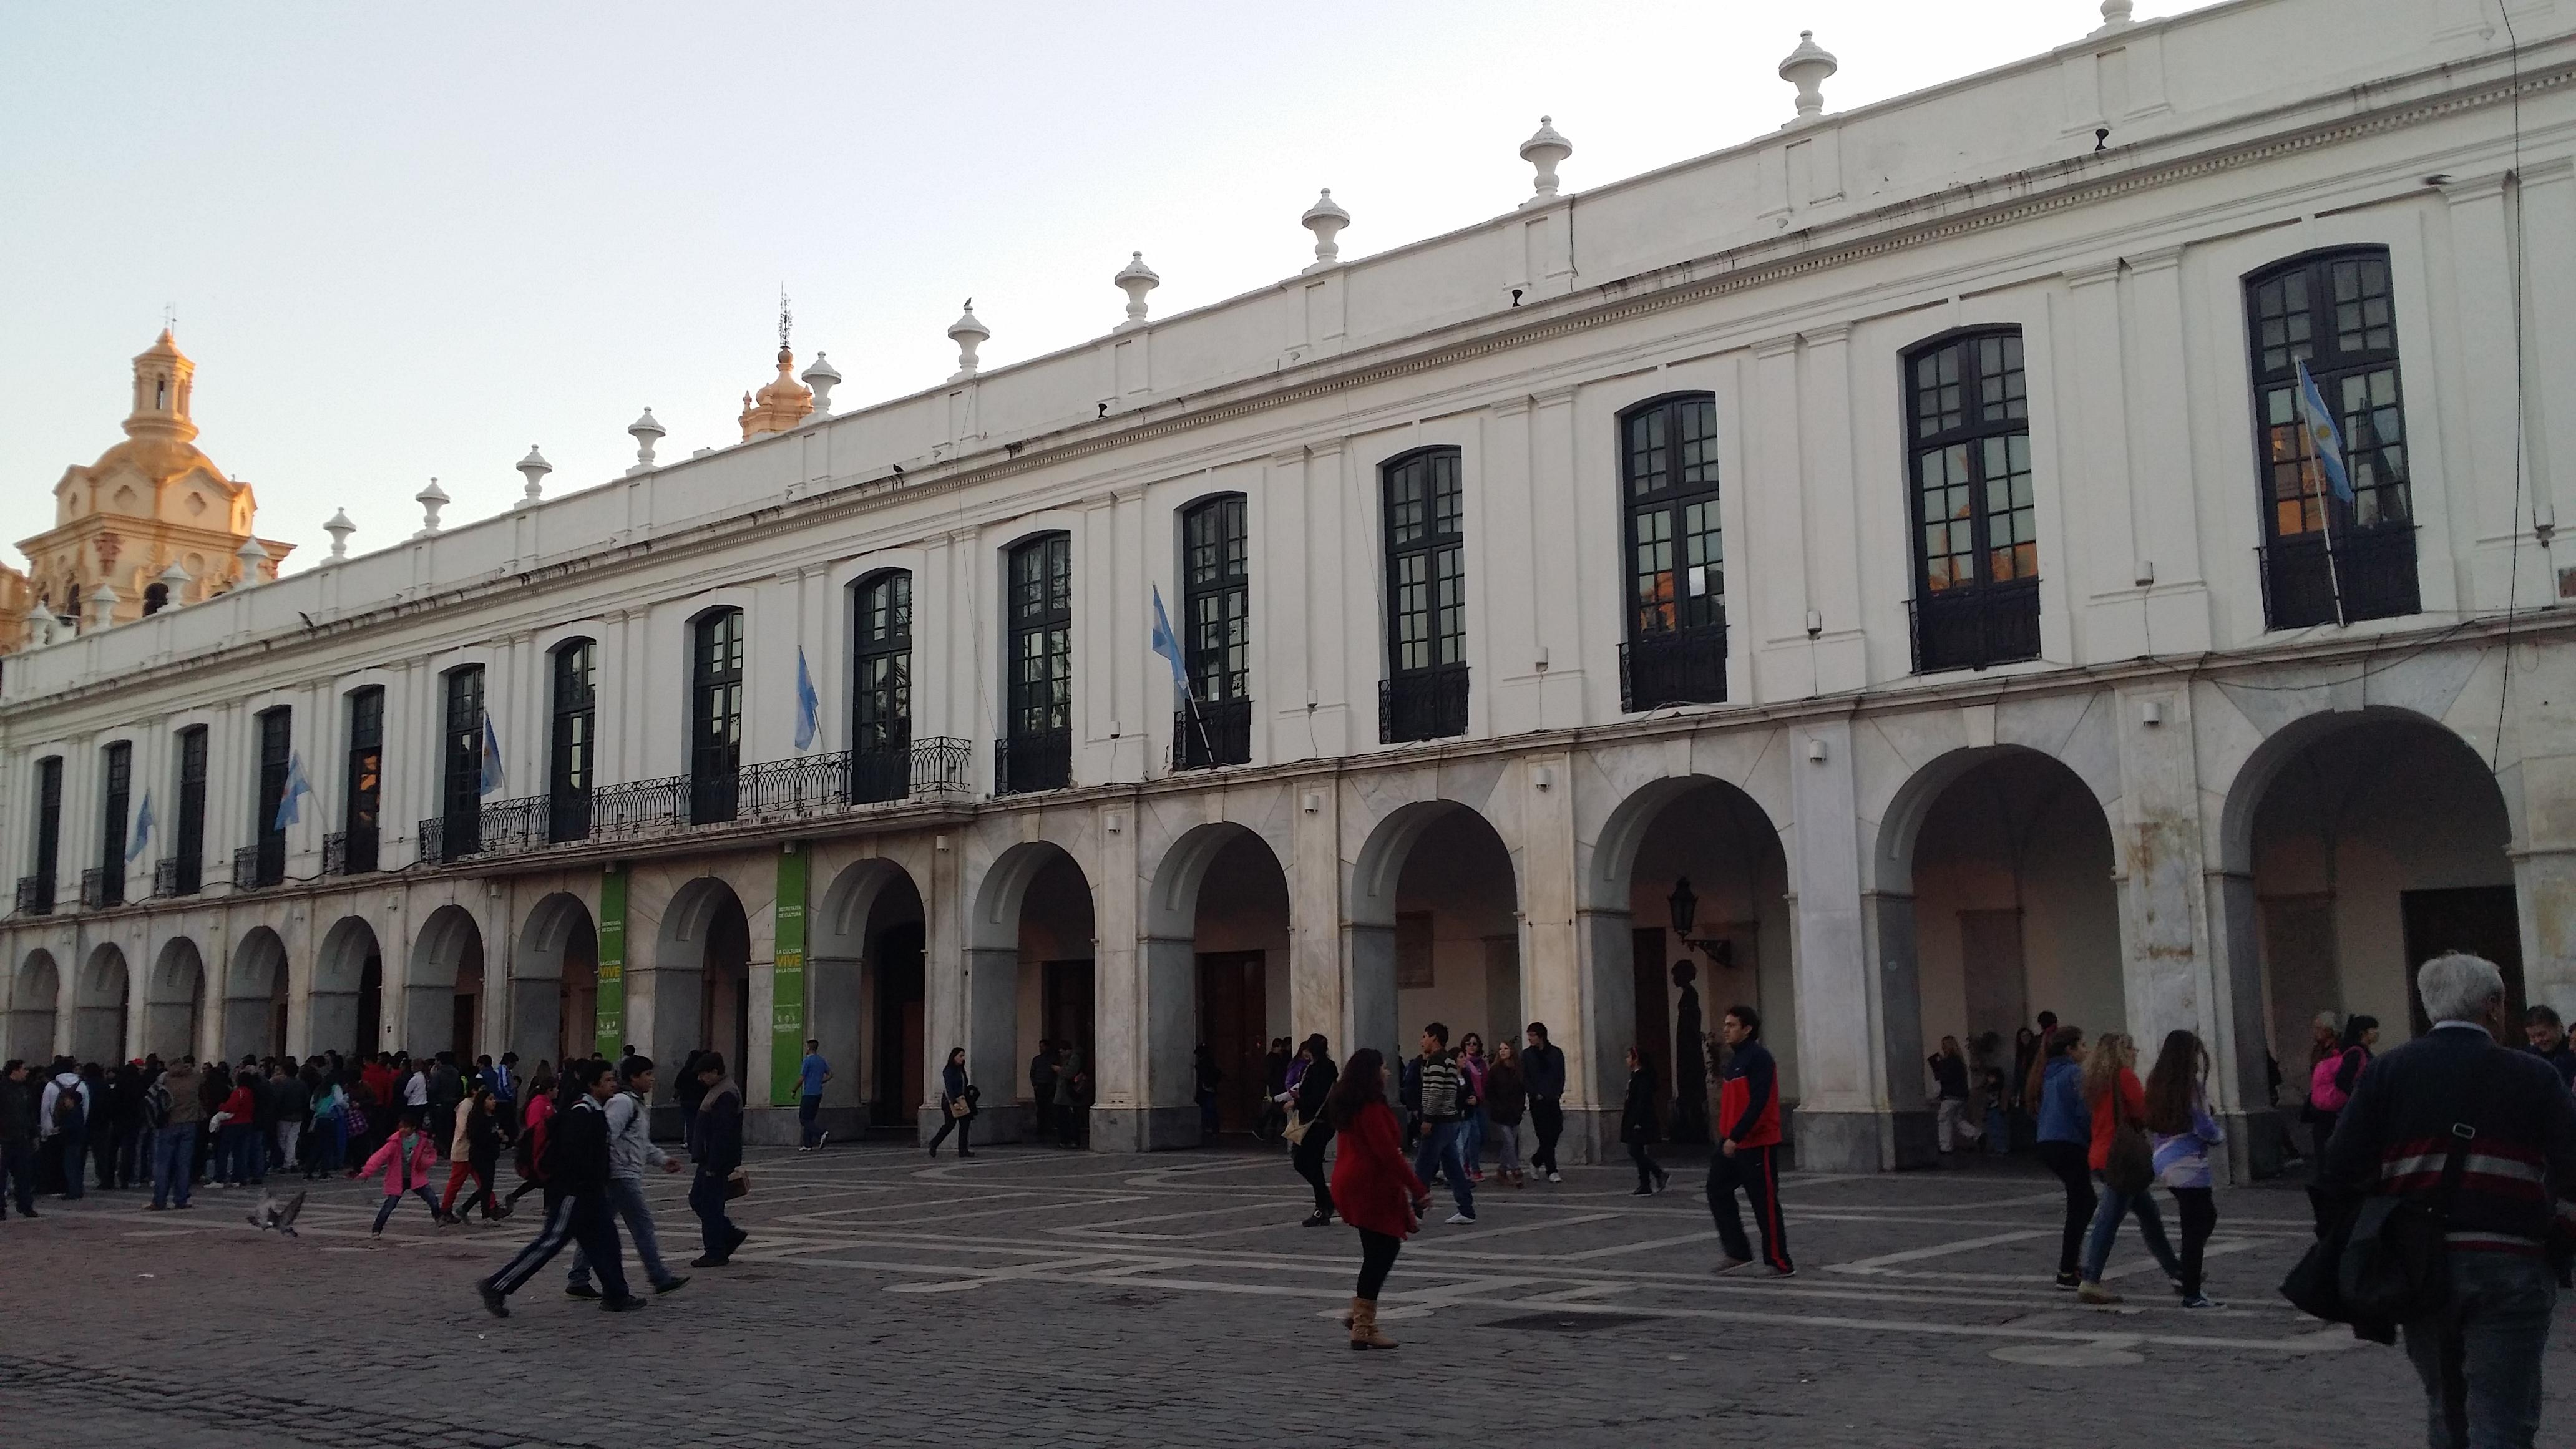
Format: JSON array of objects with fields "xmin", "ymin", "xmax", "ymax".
[
  {"xmin": 565, "ymin": 1055, "xmax": 687, "ymax": 1298},
  {"xmin": 479, "ymin": 1058, "xmax": 640, "ymax": 1315},
  {"xmin": 2321, "ymin": 954, "xmax": 2576, "ymax": 1449},
  {"xmin": 2073, "ymin": 1032, "xmax": 2182, "ymax": 1304},
  {"xmin": 39, "ymin": 1058, "xmax": 89, "ymax": 1200},
  {"xmin": 2307, "ymin": 1015, "xmax": 2378, "ymax": 1237},
  {"xmin": 358, "ymin": 1111, "xmax": 451, "ymax": 1235},
  {"xmin": 2142, "ymin": 1029, "xmax": 2225, "ymax": 1309}
]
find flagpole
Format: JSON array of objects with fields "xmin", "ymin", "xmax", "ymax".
[
  {"xmin": 2295, "ymin": 361, "xmax": 2348, "ymax": 628},
  {"xmin": 2311, "ymin": 453, "xmax": 2347, "ymax": 627}
]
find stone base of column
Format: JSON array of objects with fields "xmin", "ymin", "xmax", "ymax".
[
  {"xmin": 2217, "ymin": 1106, "xmax": 2290, "ymax": 1184},
  {"xmin": 1086, "ymin": 1106, "xmax": 1201, "ymax": 1153},
  {"xmin": 1791, "ymin": 1106, "xmax": 1936, "ymax": 1172}
]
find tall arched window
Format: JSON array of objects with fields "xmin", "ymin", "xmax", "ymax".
[
  {"xmin": 690, "ymin": 608, "xmax": 744, "ymax": 823},
  {"xmin": 1176, "ymin": 494, "xmax": 1251, "ymax": 768},
  {"xmin": 999, "ymin": 534, "xmax": 1073, "ymax": 794},
  {"xmin": 549, "ymin": 638, "xmax": 596, "ymax": 841},
  {"xmin": 171, "ymin": 724, "xmax": 207, "ymax": 895},
  {"xmin": 850, "ymin": 572, "xmax": 912, "ymax": 803},
  {"xmin": 250, "ymin": 706, "xmax": 290, "ymax": 887},
  {"xmin": 21, "ymin": 754, "xmax": 62, "ymax": 914},
  {"xmin": 340, "ymin": 686, "xmax": 383, "ymax": 874},
  {"xmin": 1904, "ymin": 328, "xmax": 2039, "ymax": 672},
  {"xmin": 1380, "ymin": 447, "xmax": 1467, "ymax": 743},
  {"xmin": 92, "ymin": 741, "xmax": 131, "ymax": 907},
  {"xmin": 1619, "ymin": 394, "xmax": 1727, "ymax": 709},
  {"xmin": 2245, "ymin": 247, "xmax": 2419, "ymax": 627},
  {"xmin": 439, "ymin": 666, "xmax": 486, "ymax": 857}
]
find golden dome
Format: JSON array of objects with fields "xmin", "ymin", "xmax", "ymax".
[{"xmin": 738, "ymin": 345, "xmax": 814, "ymax": 440}]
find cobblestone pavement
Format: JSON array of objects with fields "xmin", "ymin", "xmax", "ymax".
[{"xmin": 3, "ymin": 1141, "xmax": 2568, "ymax": 1447}]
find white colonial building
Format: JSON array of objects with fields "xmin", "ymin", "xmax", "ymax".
[{"xmin": 6, "ymin": 0, "xmax": 2574, "ymax": 1173}]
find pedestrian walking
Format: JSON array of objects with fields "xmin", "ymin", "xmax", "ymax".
[
  {"xmin": 2032, "ymin": 1025, "xmax": 2093, "ymax": 1289},
  {"xmin": 686, "ymin": 1052, "xmax": 747, "ymax": 1267},
  {"xmin": 2306, "ymin": 1015, "xmax": 2377, "ymax": 1237},
  {"xmin": 439, "ymin": 1087, "xmax": 508, "ymax": 1223},
  {"xmin": 567, "ymin": 1056, "xmax": 688, "ymax": 1298},
  {"xmin": 504, "ymin": 1066, "xmax": 557, "ymax": 1208},
  {"xmin": 1709, "ymin": 1005, "xmax": 1793, "ymax": 1275},
  {"xmin": 2142, "ymin": 1028, "xmax": 2225, "ymax": 1309},
  {"xmin": 1, "ymin": 1060, "xmax": 39, "ymax": 1219},
  {"xmin": 2320, "ymin": 952, "xmax": 2576, "ymax": 1449},
  {"xmin": 1028, "ymin": 1040, "xmax": 1058, "ymax": 1144},
  {"xmin": 1287, "ymin": 1035, "xmax": 1339, "ymax": 1226},
  {"xmin": 2074, "ymin": 1032, "xmax": 2182, "ymax": 1304},
  {"xmin": 1407, "ymin": 1023, "xmax": 1476, "ymax": 1225},
  {"xmin": 1457, "ymin": 1032, "xmax": 1490, "ymax": 1181},
  {"xmin": 358, "ymin": 1112, "xmax": 451, "ymax": 1235},
  {"xmin": 796, "ymin": 1038, "xmax": 832, "ymax": 1152},
  {"xmin": 270, "ymin": 1060, "xmax": 310, "ymax": 1178},
  {"xmin": 479, "ymin": 1059, "xmax": 642, "ymax": 1316},
  {"xmin": 1929, "ymin": 1035, "xmax": 1983, "ymax": 1154},
  {"xmin": 927, "ymin": 1047, "xmax": 977, "ymax": 1158},
  {"xmin": 1620, "ymin": 1046, "xmax": 1667, "ymax": 1196},
  {"xmin": 1523, "ymin": 1022, "xmax": 1566, "ymax": 1183},
  {"xmin": 1325, "ymin": 1047, "xmax": 1428, "ymax": 1350},
  {"xmin": 306, "ymin": 1073, "xmax": 347, "ymax": 1178},
  {"xmin": 1193, "ymin": 1044, "xmax": 1223, "ymax": 1140},
  {"xmin": 1486, "ymin": 1040, "xmax": 1528, "ymax": 1188},
  {"xmin": 148, "ymin": 1058, "xmax": 202, "ymax": 1209},
  {"xmin": 38, "ymin": 1059, "xmax": 87, "ymax": 1199}
]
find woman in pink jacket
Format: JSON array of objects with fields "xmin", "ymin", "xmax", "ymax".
[{"xmin": 358, "ymin": 1111, "xmax": 449, "ymax": 1236}]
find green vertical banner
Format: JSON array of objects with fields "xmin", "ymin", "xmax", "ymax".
[
  {"xmin": 770, "ymin": 846, "xmax": 809, "ymax": 1106},
  {"xmin": 595, "ymin": 868, "xmax": 627, "ymax": 1061}
]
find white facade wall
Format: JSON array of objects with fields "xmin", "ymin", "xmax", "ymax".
[{"xmin": 6, "ymin": 0, "xmax": 2576, "ymax": 1172}]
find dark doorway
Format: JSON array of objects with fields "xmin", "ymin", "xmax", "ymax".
[
  {"xmin": 2399, "ymin": 886, "xmax": 2524, "ymax": 1036},
  {"xmin": 1630, "ymin": 927, "xmax": 1671, "ymax": 1111},
  {"xmin": 1196, "ymin": 951, "xmax": 1267, "ymax": 1133},
  {"xmin": 704, "ymin": 894, "xmax": 752, "ymax": 1075},
  {"xmin": 558, "ymin": 915, "xmax": 599, "ymax": 1067},
  {"xmin": 872, "ymin": 922, "xmax": 926, "ymax": 1129},
  {"xmin": 1043, "ymin": 960, "xmax": 1096, "ymax": 1075},
  {"xmin": 356, "ymin": 951, "xmax": 383, "ymax": 1058}
]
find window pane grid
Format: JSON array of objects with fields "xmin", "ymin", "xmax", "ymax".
[
  {"xmin": 1622, "ymin": 396, "xmax": 1726, "ymax": 646},
  {"xmin": 1907, "ymin": 333, "xmax": 2037, "ymax": 601},
  {"xmin": 1181, "ymin": 497, "xmax": 1250, "ymax": 704},
  {"xmin": 1382, "ymin": 451, "xmax": 1465, "ymax": 683},
  {"xmin": 2247, "ymin": 250, "xmax": 2412, "ymax": 542}
]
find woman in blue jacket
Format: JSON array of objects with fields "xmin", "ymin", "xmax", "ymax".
[{"xmin": 2033, "ymin": 1026, "xmax": 2094, "ymax": 1289}]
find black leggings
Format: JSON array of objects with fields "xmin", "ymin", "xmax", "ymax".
[
  {"xmin": 1530, "ymin": 1099, "xmax": 1563, "ymax": 1174},
  {"xmin": 1356, "ymin": 1228, "xmax": 1401, "ymax": 1301},
  {"xmin": 2172, "ymin": 1186, "xmax": 2216, "ymax": 1297},
  {"xmin": 1629, "ymin": 1141, "xmax": 1662, "ymax": 1189},
  {"xmin": 2037, "ymin": 1140, "xmax": 2097, "ymax": 1277},
  {"xmin": 1292, "ymin": 1123, "xmax": 1335, "ymax": 1214},
  {"xmin": 505, "ymin": 1176, "xmax": 545, "ymax": 1206},
  {"xmin": 928, "ymin": 1115, "xmax": 971, "ymax": 1154}
]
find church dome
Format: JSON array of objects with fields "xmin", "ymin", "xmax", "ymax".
[{"xmin": 738, "ymin": 345, "xmax": 815, "ymax": 440}]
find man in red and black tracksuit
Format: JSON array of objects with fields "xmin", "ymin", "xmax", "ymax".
[{"xmin": 1710, "ymin": 1003, "xmax": 1792, "ymax": 1276}]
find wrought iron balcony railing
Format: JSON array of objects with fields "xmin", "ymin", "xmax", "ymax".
[
  {"xmin": 13, "ymin": 874, "xmax": 52, "ymax": 917},
  {"xmin": 2258, "ymin": 525, "xmax": 2421, "ymax": 630},
  {"xmin": 1173, "ymin": 698, "xmax": 1253, "ymax": 771},
  {"xmin": 1620, "ymin": 627, "xmax": 1727, "ymax": 711},
  {"xmin": 323, "ymin": 827, "xmax": 378, "ymax": 877},
  {"xmin": 1380, "ymin": 668, "xmax": 1470, "ymax": 744},
  {"xmin": 232, "ymin": 839, "xmax": 285, "ymax": 890},
  {"xmin": 152, "ymin": 857, "xmax": 182, "ymax": 899},
  {"xmin": 1908, "ymin": 578, "xmax": 2042, "ymax": 675},
  {"xmin": 994, "ymin": 728, "xmax": 1073, "ymax": 796},
  {"xmin": 80, "ymin": 866, "xmax": 122, "ymax": 910}
]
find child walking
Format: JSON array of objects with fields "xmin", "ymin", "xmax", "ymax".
[{"xmin": 359, "ymin": 1111, "xmax": 448, "ymax": 1236}]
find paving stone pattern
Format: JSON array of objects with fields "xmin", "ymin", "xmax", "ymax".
[{"xmin": 2, "ymin": 1143, "xmax": 2569, "ymax": 1447}]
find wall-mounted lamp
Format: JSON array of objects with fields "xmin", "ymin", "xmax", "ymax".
[
  {"xmin": 1804, "ymin": 609, "xmax": 1823, "ymax": 638},
  {"xmin": 1667, "ymin": 877, "xmax": 1736, "ymax": 967},
  {"xmin": 2135, "ymin": 559, "xmax": 2156, "ymax": 588},
  {"xmin": 1533, "ymin": 765, "xmax": 1554, "ymax": 791},
  {"xmin": 2141, "ymin": 700, "xmax": 2165, "ymax": 726},
  {"xmin": 1105, "ymin": 812, "xmax": 1125, "ymax": 835},
  {"xmin": 1806, "ymin": 738, "xmax": 1828, "ymax": 763},
  {"xmin": 935, "ymin": 834, "xmax": 950, "ymax": 852},
  {"xmin": 1301, "ymin": 792, "xmax": 1322, "ymax": 814}
]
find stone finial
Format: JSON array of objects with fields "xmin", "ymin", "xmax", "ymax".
[
  {"xmin": 1301, "ymin": 190, "xmax": 1350, "ymax": 271},
  {"xmin": 231, "ymin": 535, "xmax": 268, "ymax": 589},
  {"xmin": 155, "ymin": 557, "xmax": 191, "ymax": 607},
  {"xmin": 1114, "ymin": 252, "xmax": 1159, "ymax": 331},
  {"xmin": 801, "ymin": 352, "xmax": 842, "ymax": 417},
  {"xmin": 948, "ymin": 300, "xmax": 989, "ymax": 381},
  {"xmin": 1779, "ymin": 31, "xmax": 1838, "ymax": 127},
  {"xmin": 515, "ymin": 446, "xmax": 552, "ymax": 511},
  {"xmin": 323, "ymin": 508, "xmax": 355, "ymax": 564},
  {"xmin": 627, "ymin": 408, "xmax": 665, "ymax": 474},
  {"xmin": 83, "ymin": 582, "xmax": 118, "ymax": 632},
  {"xmin": 2095, "ymin": 0, "xmax": 2135, "ymax": 32},
  {"xmin": 1520, "ymin": 117, "xmax": 1572, "ymax": 205},
  {"xmin": 413, "ymin": 478, "xmax": 448, "ymax": 539}
]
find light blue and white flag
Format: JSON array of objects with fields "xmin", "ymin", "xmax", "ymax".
[
  {"xmin": 276, "ymin": 752, "xmax": 312, "ymax": 829},
  {"xmin": 794, "ymin": 646, "xmax": 821, "ymax": 753},
  {"xmin": 1149, "ymin": 584, "xmax": 1188, "ymax": 707},
  {"xmin": 2294, "ymin": 358, "xmax": 2355, "ymax": 507},
  {"xmin": 126, "ymin": 789, "xmax": 154, "ymax": 862},
  {"xmin": 479, "ymin": 712, "xmax": 505, "ymax": 796}
]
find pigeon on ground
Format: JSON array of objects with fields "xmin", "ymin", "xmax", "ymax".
[{"xmin": 249, "ymin": 1189, "xmax": 307, "ymax": 1238}]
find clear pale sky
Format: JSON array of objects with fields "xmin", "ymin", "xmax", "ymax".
[{"xmin": 0, "ymin": 1, "xmax": 2211, "ymax": 574}]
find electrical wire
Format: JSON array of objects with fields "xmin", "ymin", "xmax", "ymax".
[{"xmin": 2492, "ymin": 0, "xmax": 2529, "ymax": 772}]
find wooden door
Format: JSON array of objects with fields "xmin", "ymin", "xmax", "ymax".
[
  {"xmin": 2400, "ymin": 886, "xmax": 2524, "ymax": 1035},
  {"xmin": 1043, "ymin": 960, "xmax": 1096, "ymax": 1083},
  {"xmin": 1197, "ymin": 951, "xmax": 1267, "ymax": 1133},
  {"xmin": 1631, "ymin": 927, "xmax": 1671, "ymax": 1117},
  {"xmin": 872, "ymin": 923, "xmax": 926, "ymax": 1128}
]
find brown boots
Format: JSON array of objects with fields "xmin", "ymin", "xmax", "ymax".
[{"xmin": 1347, "ymin": 1297, "xmax": 1398, "ymax": 1350}]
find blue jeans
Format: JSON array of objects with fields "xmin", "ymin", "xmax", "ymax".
[
  {"xmin": 152, "ymin": 1124, "xmax": 196, "ymax": 1208},
  {"xmin": 2403, "ymin": 1250, "xmax": 2557, "ymax": 1449},
  {"xmin": 2080, "ymin": 1175, "xmax": 2180, "ymax": 1282},
  {"xmin": 217, "ymin": 1124, "xmax": 261, "ymax": 1185},
  {"xmin": 53, "ymin": 1125, "xmax": 87, "ymax": 1198},
  {"xmin": 799, "ymin": 1095, "xmax": 824, "ymax": 1148},
  {"xmin": 1461, "ymin": 1107, "xmax": 1486, "ymax": 1173},
  {"xmin": 572, "ymin": 1176, "xmax": 677, "ymax": 1287},
  {"xmin": 1410, "ymin": 1120, "xmax": 1475, "ymax": 1219}
]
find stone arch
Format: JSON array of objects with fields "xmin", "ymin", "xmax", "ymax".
[
  {"xmin": 73, "ymin": 942, "xmax": 131, "ymax": 1063},
  {"xmin": 407, "ymin": 904, "xmax": 485, "ymax": 1061},
  {"xmin": 514, "ymin": 892, "xmax": 599, "ymax": 1068},
  {"xmin": 9, "ymin": 949, "xmax": 61, "ymax": 1062},
  {"xmin": 1343, "ymin": 798, "xmax": 1523, "ymax": 1075},
  {"xmin": 1141, "ymin": 822, "xmax": 1294, "ymax": 1144},
  {"xmin": 812, "ymin": 858, "xmax": 927, "ymax": 1129},
  {"xmin": 224, "ymin": 926, "xmax": 290, "ymax": 1063},
  {"xmin": 649, "ymin": 876, "xmax": 754, "ymax": 1090},
  {"xmin": 144, "ymin": 936, "xmax": 207, "ymax": 1061},
  {"xmin": 963, "ymin": 841, "xmax": 1094, "ymax": 1143},
  {"xmin": 313, "ymin": 916, "xmax": 382, "ymax": 1058}
]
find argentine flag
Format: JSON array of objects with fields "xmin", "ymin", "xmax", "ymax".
[
  {"xmin": 127, "ymin": 789, "xmax": 154, "ymax": 862},
  {"xmin": 1149, "ymin": 584, "xmax": 1188, "ymax": 707},
  {"xmin": 276, "ymin": 753, "xmax": 312, "ymax": 829},
  {"xmin": 794, "ymin": 646, "xmax": 821, "ymax": 752},
  {"xmin": 480, "ymin": 713, "xmax": 505, "ymax": 796},
  {"xmin": 2293, "ymin": 358, "xmax": 2356, "ymax": 507}
]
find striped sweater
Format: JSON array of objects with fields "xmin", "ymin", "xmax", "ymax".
[{"xmin": 2321, "ymin": 1023, "xmax": 2576, "ymax": 1254}]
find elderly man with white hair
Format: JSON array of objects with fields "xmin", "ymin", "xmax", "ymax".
[{"xmin": 2322, "ymin": 953, "xmax": 2576, "ymax": 1449}]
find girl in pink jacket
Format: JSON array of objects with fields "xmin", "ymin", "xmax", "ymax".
[{"xmin": 359, "ymin": 1113, "xmax": 450, "ymax": 1236}]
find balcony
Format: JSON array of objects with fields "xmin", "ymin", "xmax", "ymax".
[
  {"xmin": 154, "ymin": 856, "xmax": 200, "ymax": 898},
  {"xmin": 81, "ymin": 866, "xmax": 123, "ymax": 910},
  {"xmin": 1380, "ymin": 668, "xmax": 1470, "ymax": 744},
  {"xmin": 323, "ymin": 828, "xmax": 378, "ymax": 877},
  {"xmin": 1173, "ymin": 698, "xmax": 1252, "ymax": 771},
  {"xmin": 1908, "ymin": 578, "xmax": 2042, "ymax": 675},
  {"xmin": 1620, "ymin": 627, "xmax": 1727, "ymax": 711},
  {"xmin": 2259, "ymin": 525, "xmax": 2421, "ymax": 630},
  {"xmin": 232, "ymin": 838, "xmax": 284, "ymax": 890},
  {"xmin": 994, "ymin": 728, "xmax": 1073, "ymax": 796},
  {"xmin": 15, "ymin": 873, "xmax": 55, "ymax": 917}
]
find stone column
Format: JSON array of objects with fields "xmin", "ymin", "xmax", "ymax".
[
  {"xmin": 919, "ymin": 833, "xmax": 968, "ymax": 1138},
  {"xmin": 1520, "ymin": 750, "xmax": 1596, "ymax": 1156},
  {"xmin": 1289, "ymin": 781, "xmax": 1342, "ymax": 1045},
  {"xmin": 961, "ymin": 945, "xmax": 1023, "ymax": 1143},
  {"xmin": 1088, "ymin": 803, "xmax": 1173, "ymax": 1151},
  {"xmin": 1569, "ymin": 903, "xmax": 1634, "ymax": 1165}
]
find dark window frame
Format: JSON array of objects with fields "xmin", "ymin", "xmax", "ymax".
[
  {"xmin": 439, "ymin": 665, "xmax": 485, "ymax": 834},
  {"xmin": 549, "ymin": 638, "xmax": 597, "ymax": 841},
  {"xmin": 690, "ymin": 607, "xmax": 745, "ymax": 822},
  {"xmin": 173, "ymin": 724, "xmax": 207, "ymax": 894},
  {"xmin": 999, "ymin": 533, "xmax": 1074, "ymax": 793},
  {"xmin": 253, "ymin": 706, "xmax": 290, "ymax": 886},
  {"xmin": 342, "ymin": 686, "xmax": 384, "ymax": 873},
  {"xmin": 1902, "ymin": 326, "xmax": 2041, "ymax": 673},
  {"xmin": 97, "ymin": 740, "xmax": 132, "ymax": 902},
  {"xmin": 1617, "ymin": 393, "xmax": 1728, "ymax": 709},
  {"xmin": 1175, "ymin": 494, "xmax": 1253, "ymax": 769},
  {"xmin": 850, "ymin": 572, "xmax": 914, "ymax": 803},
  {"xmin": 1378, "ymin": 447, "xmax": 1468, "ymax": 742}
]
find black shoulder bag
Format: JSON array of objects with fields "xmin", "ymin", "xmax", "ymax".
[{"xmin": 2338, "ymin": 1122, "xmax": 2475, "ymax": 1322}]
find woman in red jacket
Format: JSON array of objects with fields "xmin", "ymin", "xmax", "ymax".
[
  {"xmin": 2074, "ymin": 1032, "xmax": 2182, "ymax": 1303},
  {"xmin": 1326, "ymin": 1048, "xmax": 1428, "ymax": 1351}
]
